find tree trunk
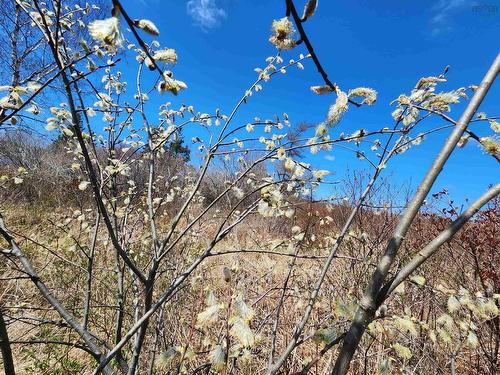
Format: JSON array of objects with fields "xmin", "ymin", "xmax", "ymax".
[{"xmin": 0, "ymin": 308, "xmax": 16, "ymax": 375}]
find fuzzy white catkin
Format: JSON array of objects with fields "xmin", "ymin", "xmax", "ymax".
[
  {"xmin": 136, "ymin": 19, "xmax": 160, "ymax": 36},
  {"xmin": 326, "ymin": 91, "xmax": 348, "ymax": 126},
  {"xmin": 302, "ymin": 0, "xmax": 318, "ymax": 20}
]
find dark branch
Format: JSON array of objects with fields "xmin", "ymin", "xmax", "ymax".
[{"xmin": 285, "ymin": 0, "xmax": 360, "ymax": 107}]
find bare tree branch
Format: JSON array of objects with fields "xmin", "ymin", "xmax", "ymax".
[{"xmin": 331, "ymin": 52, "xmax": 500, "ymax": 375}]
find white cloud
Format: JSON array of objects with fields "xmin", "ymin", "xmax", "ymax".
[
  {"xmin": 429, "ymin": 0, "xmax": 471, "ymax": 34},
  {"xmin": 187, "ymin": 0, "xmax": 227, "ymax": 30}
]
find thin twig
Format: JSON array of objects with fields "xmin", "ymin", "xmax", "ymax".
[{"xmin": 285, "ymin": 0, "xmax": 360, "ymax": 107}]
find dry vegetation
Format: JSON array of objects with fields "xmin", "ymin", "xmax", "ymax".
[{"xmin": 1, "ymin": 146, "xmax": 499, "ymax": 374}]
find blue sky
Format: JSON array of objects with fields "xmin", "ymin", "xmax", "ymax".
[{"xmin": 119, "ymin": 0, "xmax": 499, "ymax": 204}]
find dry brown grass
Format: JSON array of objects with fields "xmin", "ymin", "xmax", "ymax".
[{"xmin": 2, "ymin": 194, "xmax": 498, "ymax": 374}]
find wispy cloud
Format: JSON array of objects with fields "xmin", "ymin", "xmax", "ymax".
[
  {"xmin": 429, "ymin": 0, "xmax": 472, "ymax": 34},
  {"xmin": 187, "ymin": 0, "xmax": 227, "ymax": 30}
]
